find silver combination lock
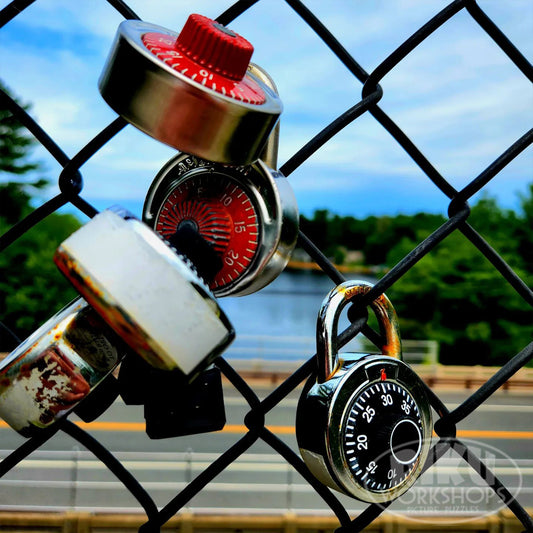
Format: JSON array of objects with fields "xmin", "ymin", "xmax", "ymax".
[
  {"xmin": 0, "ymin": 298, "xmax": 126, "ymax": 436},
  {"xmin": 99, "ymin": 13, "xmax": 298, "ymax": 296},
  {"xmin": 99, "ymin": 13, "xmax": 282, "ymax": 165},
  {"xmin": 296, "ymin": 280, "xmax": 432, "ymax": 503},
  {"xmin": 100, "ymin": 14, "xmax": 298, "ymax": 295},
  {"xmin": 54, "ymin": 208, "xmax": 234, "ymax": 376},
  {"xmin": 143, "ymin": 151, "xmax": 298, "ymax": 297}
]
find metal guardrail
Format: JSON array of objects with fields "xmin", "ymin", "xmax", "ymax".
[
  {"xmin": 0, "ymin": 448, "xmax": 531, "ymax": 516},
  {"xmin": 0, "ymin": 1, "xmax": 532, "ymax": 532},
  {"xmin": 226, "ymin": 357, "xmax": 533, "ymax": 390},
  {"xmin": 223, "ymin": 336, "xmax": 439, "ymax": 366}
]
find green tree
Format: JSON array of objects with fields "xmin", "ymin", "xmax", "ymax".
[
  {"xmin": 386, "ymin": 196, "xmax": 532, "ymax": 366},
  {"xmin": 300, "ymin": 191, "xmax": 532, "ymax": 366},
  {"xmin": 515, "ymin": 183, "xmax": 533, "ymax": 270},
  {"xmin": 0, "ymin": 81, "xmax": 81, "ymax": 348},
  {"xmin": 0, "ymin": 80, "xmax": 49, "ymax": 223}
]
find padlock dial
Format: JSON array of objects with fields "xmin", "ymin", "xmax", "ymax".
[
  {"xmin": 297, "ymin": 354, "xmax": 432, "ymax": 504},
  {"xmin": 142, "ymin": 32, "xmax": 265, "ymax": 104},
  {"xmin": 98, "ymin": 17, "xmax": 282, "ymax": 164},
  {"xmin": 154, "ymin": 172, "xmax": 261, "ymax": 291},
  {"xmin": 141, "ymin": 13, "xmax": 265, "ymax": 105},
  {"xmin": 328, "ymin": 357, "xmax": 431, "ymax": 502},
  {"xmin": 342, "ymin": 379, "xmax": 424, "ymax": 493},
  {"xmin": 144, "ymin": 153, "xmax": 299, "ymax": 297}
]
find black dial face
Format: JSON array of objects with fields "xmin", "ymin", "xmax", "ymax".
[{"xmin": 342, "ymin": 378, "xmax": 423, "ymax": 494}]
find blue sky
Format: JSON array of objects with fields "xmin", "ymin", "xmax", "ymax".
[{"xmin": 1, "ymin": 0, "xmax": 531, "ymax": 219}]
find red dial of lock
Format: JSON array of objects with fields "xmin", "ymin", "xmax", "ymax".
[
  {"xmin": 154, "ymin": 174, "xmax": 261, "ymax": 292},
  {"xmin": 142, "ymin": 14, "xmax": 266, "ymax": 104}
]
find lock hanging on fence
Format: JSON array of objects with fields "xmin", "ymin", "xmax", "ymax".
[
  {"xmin": 99, "ymin": 13, "xmax": 282, "ymax": 165},
  {"xmin": 296, "ymin": 280, "xmax": 432, "ymax": 503},
  {"xmin": 0, "ymin": 298, "xmax": 126, "ymax": 436},
  {"xmin": 142, "ymin": 150, "xmax": 299, "ymax": 297},
  {"xmin": 100, "ymin": 13, "xmax": 299, "ymax": 296},
  {"xmin": 54, "ymin": 208, "xmax": 235, "ymax": 378}
]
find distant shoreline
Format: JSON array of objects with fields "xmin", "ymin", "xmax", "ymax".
[{"xmin": 286, "ymin": 259, "xmax": 386, "ymax": 275}]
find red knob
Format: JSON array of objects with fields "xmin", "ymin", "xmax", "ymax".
[
  {"xmin": 175, "ymin": 14, "xmax": 253, "ymax": 81},
  {"xmin": 142, "ymin": 14, "xmax": 265, "ymax": 104}
]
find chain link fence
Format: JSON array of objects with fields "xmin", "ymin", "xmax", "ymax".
[{"xmin": 0, "ymin": 0, "xmax": 532, "ymax": 531}]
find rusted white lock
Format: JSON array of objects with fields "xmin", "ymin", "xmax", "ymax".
[
  {"xmin": 54, "ymin": 208, "xmax": 234, "ymax": 375},
  {"xmin": 0, "ymin": 298, "xmax": 125, "ymax": 436}
]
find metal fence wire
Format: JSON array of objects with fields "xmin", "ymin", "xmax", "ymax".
[{"xmin": 0, "ymin": 0, "xmax": 532, "ymax": 532}]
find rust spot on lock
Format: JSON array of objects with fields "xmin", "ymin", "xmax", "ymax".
[
  {"xmin": 0, "ymin": 299, "xmax": 128, "ymax": 435},
  {"xmin": 317, "ymin": 280, "xmax": 402, "ymax": 384},
  {"xmin": 54, "ymin": 248, "xmax": 169, "ymax": 370},
  {"xmin": 0, "ymin": 343, "xmax": 91, "ymax": 432}
]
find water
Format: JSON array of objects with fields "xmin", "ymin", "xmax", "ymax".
[{"xmin": 219, "ymin": 270, "xmax": 377, "ymax": 361}]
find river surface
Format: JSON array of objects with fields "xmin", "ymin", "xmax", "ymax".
[{"xmin": 218, "ymin": 270, "xmax": 376, "ymax": 360}]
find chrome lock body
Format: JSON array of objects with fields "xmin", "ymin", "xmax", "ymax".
[
  {"xmin": 54, "ymin": 208, "xmax": 234, "ymax": 377},
  {"xmin": 98, "ymin": 14, "xmax": 282, "ymax": 165},
  {"xmin": 296, "ymin": 280, "xmax": 432, "ymax": 503},
  {"xmin": 0, "ymin": 298, "xmax": 126, "ymax": 436},
  {"xmin": 143, "ymin": 152, "xmax": 299, "ymax": 297}
]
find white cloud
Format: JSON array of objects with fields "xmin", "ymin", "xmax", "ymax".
[{"xmin": 1, "ymin": 0, "xmax": 531, "ymax": 217}]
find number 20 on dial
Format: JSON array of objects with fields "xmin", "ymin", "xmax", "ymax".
[{"xmin": 143, "ymin": 153, "xmax": 299, "ymax": 297}]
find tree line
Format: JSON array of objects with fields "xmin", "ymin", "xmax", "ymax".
[
  {"xmin": 0, "ymin": 81, "xmax": 80, "ymax": 349},
  {"xmin": 300, "ymin": 194, "xmax": 533, "ymax": 366}
]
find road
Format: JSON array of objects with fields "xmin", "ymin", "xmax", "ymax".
[{"xmin": 0, "ymin": 384, "xmax": 531, "ymax": 518}]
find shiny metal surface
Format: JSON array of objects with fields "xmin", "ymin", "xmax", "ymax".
[
  {"xmin": 317, "ymin": 280, "xmax": 402, "ymax": 384},
  {"xmin": 297, "ymin": 281, "xmax": 432, "ymax": 503},
  {"xmin": 248, "ymin": 63, "xmax": 280, "ymax": 170},
  {"xmin": 143, "ymin": 153, "xmax": 299, "ymax": 297},
  {"xmin": 326, "ymin": 356, "xmax": 432, "ymax": 503},
  {"xmin": 0, "ymin": 298, "xmax": 125, "ymax": 436},
  {"xmin": 98, "ymin": 20, "xmax": 282, "ymax": 165}
]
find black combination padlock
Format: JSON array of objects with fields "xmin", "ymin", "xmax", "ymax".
[{"xmin": 296, "ymin": 280, "xmax": 432, "ymax": 503}]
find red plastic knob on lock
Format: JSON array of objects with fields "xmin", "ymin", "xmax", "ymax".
[
  {"xmin": 176, "ymin": 14, "xmax": 253, "ymax": 80},
  {"xmin": 99, "ymin": 14, "xmax": 282, "ymax": 164},
  {"xmin": 142, "ymin": 14, "xmax": 265, "ymax": 105}
]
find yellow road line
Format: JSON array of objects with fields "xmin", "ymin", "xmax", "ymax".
[
  {"xmin": 456, "ymin": 429, "xmax": 533, "ymax": 440},
  {"xmin": 1, "ymin": 420, "xmax": 533, "ymax": 439}
]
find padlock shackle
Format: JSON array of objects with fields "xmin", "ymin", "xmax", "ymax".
[{"xmin": 316, "ymin": 280, "xmax": 402, "ymax": 384}]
